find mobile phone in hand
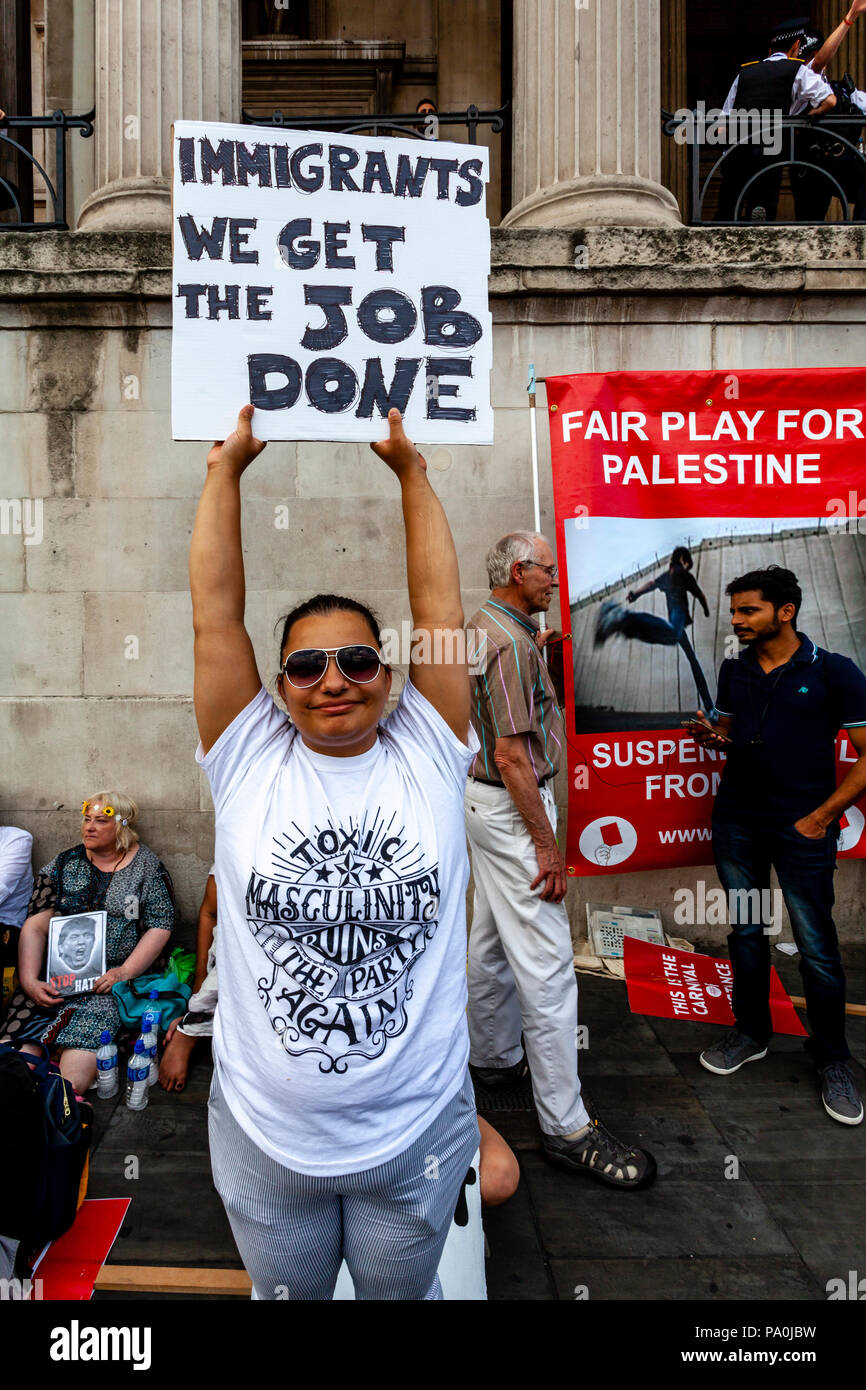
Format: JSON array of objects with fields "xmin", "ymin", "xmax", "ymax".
[{"xmin": 682, "ymin": 718, "xmax": 731, "ymax": 745}]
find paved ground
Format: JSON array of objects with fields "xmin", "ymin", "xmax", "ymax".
[{"xmin": 89, "ymin": 944, "xmax": 866, "ymax": 1301}]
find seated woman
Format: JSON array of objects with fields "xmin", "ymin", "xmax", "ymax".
[{"xmin": 1, "ymin": 792, "xmax": 175, "ymax": 1095}]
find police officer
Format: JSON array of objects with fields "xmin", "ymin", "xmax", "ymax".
[{"xmin": 718, "ymin": 17, "xmax": 837, "ymax": 221}]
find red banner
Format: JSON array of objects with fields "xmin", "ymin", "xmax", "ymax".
[
  {"xmin": 546, "ymin": 369, "xmax": 866, "ymax": 874},
  {"xmin": 623, "ymin": 937, "xmax": 807, "ymax": 1037}
]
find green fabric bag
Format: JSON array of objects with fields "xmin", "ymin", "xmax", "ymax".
[
  {"xmin": 112, "ymin": 970, "xmax": 191, "ymax": 1032},
  {"xmin": 168, "ymin": 946, "xmax": 196, "ymax": 986}
]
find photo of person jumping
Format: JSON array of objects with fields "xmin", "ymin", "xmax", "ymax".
[{"xmin": 593, "ymin": 545, "xmax": 715, "ymax": 712}]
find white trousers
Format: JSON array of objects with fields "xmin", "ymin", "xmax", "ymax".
[{"xmin": 464, "ymin": 779, "xmax": 590, "ymax": 1137}]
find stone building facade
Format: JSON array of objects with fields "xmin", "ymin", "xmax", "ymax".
[{"xmin": 2, "ymin": 0, "xmax": 865, "ymax": 938}]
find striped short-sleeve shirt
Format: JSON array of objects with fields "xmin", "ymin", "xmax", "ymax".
[{"xmin": 467, "ymin": 598, "xmax": 564, "ymax": 785}]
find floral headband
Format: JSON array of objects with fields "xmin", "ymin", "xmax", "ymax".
[{"xmin": 82, "ymin": 800, "xmax": 128, "ymax": 826}]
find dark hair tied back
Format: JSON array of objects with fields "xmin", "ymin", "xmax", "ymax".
[{"xmin": 276, "ymin": 594, "xmax": 383, "ymax": 662}]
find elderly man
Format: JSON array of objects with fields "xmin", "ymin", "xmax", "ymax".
[{"xmin": 464, "ymin": 532, "xmax": 656, "ymax": 1189}]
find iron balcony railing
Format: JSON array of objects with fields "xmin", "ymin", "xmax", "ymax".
[
  {"xmin": 662, "ymin": 109, "xmax": 866, "ymax": 224},
  {"xmin": 241, "ymin": 103, "xmax": 508, "ymax": 143},
  {"xmin": 0, "ymin": 109, "xmax": 95, "ymax": 231},
  {"xmin": 0, "ymin": 103, "xmax": 501, "ymax": 233}
]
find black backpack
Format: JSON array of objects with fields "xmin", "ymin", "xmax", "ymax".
[
  {"xmin": 0, "ymin": 1042, "xmax": 93, "ymax": 1261},
  {"xmin": 828, "ymin": 73, "xmax": 866, "ymax": 144},
  {"xmin": 830, "ymin": 73, "xmax": 866, "ymax": 117}
]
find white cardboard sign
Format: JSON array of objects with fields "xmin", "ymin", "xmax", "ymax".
[{"xmin": 171, "ymin": 120, "xmax": 493, "ymax": 444}]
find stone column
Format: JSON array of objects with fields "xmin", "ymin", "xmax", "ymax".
[
  {"xmin": 77, "ymin": 0, "xmax": 241, "ymax": 231},
  {"xmin": 660, "ymin": 0, "xmax": 687, "ymax": 221},
  {"xmin": 503, "ymin": 0, "xmax": 681, "ymax": 228}
]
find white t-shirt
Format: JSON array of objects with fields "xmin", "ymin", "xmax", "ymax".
[{"xmin": 196, "ymin": 680, "xmax": 478, "ymax": 1176}]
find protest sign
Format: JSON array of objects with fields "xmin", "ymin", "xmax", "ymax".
[
  {"xmin": 47, "ymin": 912, "xmax": 107, "ymax": 996},
  {"xmin": 623, "ymin": 937, "xmax": 807, "ymax": 1036},
  {"xmin": 171, "ymin": 121, "xmax": 493, "ymax": 444},
  {"xmin": 546, "ymin": 368, "xmax": 866, "ymax": 874}
]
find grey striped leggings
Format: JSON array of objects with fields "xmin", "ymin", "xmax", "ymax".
[{"xmin": 208, "ymin": 1068, "xmax": 480, "ymax": 1301}]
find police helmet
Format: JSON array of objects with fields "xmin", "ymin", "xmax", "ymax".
[
  {"xmin": 798, "ymin": 27, "xmax": 825, "ymax": 63},
  {"xmin": 769, "ymin": 15, "xmax": 810, "ymax": 52}
]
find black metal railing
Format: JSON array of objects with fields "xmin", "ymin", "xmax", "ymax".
[
  {"xmin": 662, "ymin": 109, "xmax": 866, "ymax": 224},
  {"xmin": 0, "ymin": 109, "xmax": 95, "ymax": 231},
  {"xmin": 241, "ymin": 103, "xmax": 508, "ymax": 143}
]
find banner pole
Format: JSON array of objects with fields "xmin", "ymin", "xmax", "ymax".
[{"xmin": 527, "ymin": 363, "xmax": 547, "ymax": 635}]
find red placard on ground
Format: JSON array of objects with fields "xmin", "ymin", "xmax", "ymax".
[
  {"xmin": 545, "ymin": 368, "xmax": 866, "ymax": 875},
  {"xmin": 623, "ymin": 937, "xmax": 807, "ymax": 1037},
  {"xmin": 32, "ymin": 1197, "xmax": 131, "ymax": 1300}
]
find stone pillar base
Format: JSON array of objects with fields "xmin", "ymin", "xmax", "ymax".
[
  {"xmin": 81, "ymin": 0, "xmax": 240, "ymax": 232},
  {"xmin": 77, "ymin": 176, "xmax": 171, "ymax": 232},
  {"xmin": 502, "ymin": 174, "xmax": 682, "ymax": 230}
]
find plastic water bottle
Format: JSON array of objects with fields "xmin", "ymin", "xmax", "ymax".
[
  {"xmin": 95, "ymin": 1029, "xmax": 119, "ymax": 1099},
  {"xmin": 125, "ymin": 1038, "xmax": 150, "ymax": 1111},
  {"xmin": 141, "ymin": 991, "xmax": 160, "ymax": 1087}
]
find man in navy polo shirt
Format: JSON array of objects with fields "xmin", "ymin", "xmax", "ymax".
[{"xmin": 693, "ymin": 565, "xmax": 866, "ymax": 1125}]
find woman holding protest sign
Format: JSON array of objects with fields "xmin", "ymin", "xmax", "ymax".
[{"xmin": 190, "ymin": 404, "xmax": 480, "ymax": 1300}]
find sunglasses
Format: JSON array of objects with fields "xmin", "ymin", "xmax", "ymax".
[{"xmin": 280, "ymin": 645, "xmax": 385, "ymax": 689}]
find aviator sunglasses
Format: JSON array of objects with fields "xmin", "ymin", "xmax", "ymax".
[{"xmin": 281, "ymin": 645, "xmax": 386, "ymax": 689}]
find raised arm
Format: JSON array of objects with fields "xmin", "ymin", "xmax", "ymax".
[
  {"xmin": 627, "ymin": 579, "xmax": 655, "ymax": 602},
  {"xmin": 811, "ymin": 1, "xmax": 866, "ymax": 75},
  {"xmin": 189, "ymin": 405, "xmax": 267, "ymax": 754},
  {"xmin": 370, "ymin": 409, "xmax": 469, "ymax": 743}
]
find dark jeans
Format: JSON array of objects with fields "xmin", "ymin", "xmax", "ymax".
[
  {"xmin": 619, "ymin": 607, "xmax": 715, "ymax": 712},
  {"xmin": 711, "ymin": 815, "xmax": 848, "ymax": 1067}
]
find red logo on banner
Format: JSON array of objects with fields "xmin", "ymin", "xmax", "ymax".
[
  {"xmin": 623, "ymin": 937, "xmax": 807, "ymax": 1037},
  {"xmin": 546, "ymin": 369, "xmax": 866, "ymax": 874}
]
